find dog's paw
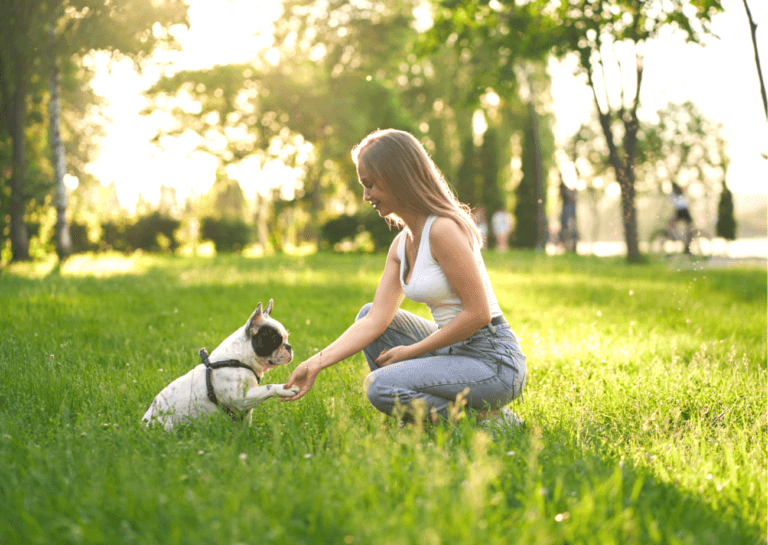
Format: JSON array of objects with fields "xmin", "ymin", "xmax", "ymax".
[{"xmin": 276, "ymin": 384, "xmax": 300, "ymax": 397}]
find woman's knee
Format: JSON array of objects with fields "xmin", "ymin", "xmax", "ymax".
[
  {"xmin": 356, "ymin": 302, "xmax": 373, "ymax": 323},
  {"xmin": 363, "ymin": 371, "xmax": 391, "ymax": 414}
]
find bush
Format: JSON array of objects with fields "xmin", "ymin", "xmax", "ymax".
[
  {"xmin": 200, "ymin": 216, "xmax": 251, "ymax": 253},
  {"xmin": 100, "ymin": 213, "xmax": 180, "ymax": 253},
  {"xmin": 127, "ymin": 212, "xmax": 180, "ymax": 252},
  {"xmin": 321, "ymin": 212, "xmax": 397, "ymax": 253},
  {"xmin": 69, "ymin": 222, "xmax": 96, "ymax": 254},
  {"xmin": 322, "ymin": 215, "xmax": 362, "ymax": 248},
  {"xmin": 100, "ymin": 220, "xmax": 129, "ymax": 252}
]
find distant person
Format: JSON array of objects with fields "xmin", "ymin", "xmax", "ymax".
[
  {"xmin": 472, "ymin": 206, "xmax": 488, "ymax": 249},
  {"xmin": 281, "ymin": 129, "xmax": 526, "ymax": 429},
  {"xmin": 559, "ymin": 182, "xmax": 578, "ymax": 252},
  {"xmin": 667, "ymin": 182, "xmax": 693, "ymax": 253},
  {"xmin": 491, "ymin": 208, "xmax": 513, "ymax": 251}
]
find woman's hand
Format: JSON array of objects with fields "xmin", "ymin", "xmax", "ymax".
[
  {"xmin": 281, "ymin": 360, "xmax": 321, "ymax": 402},
  {"xmin": 374, "ymin": 345, "xmax": 414, "ymax": 367}
]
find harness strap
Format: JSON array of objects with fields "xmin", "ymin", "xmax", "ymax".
[{"xmin": 199, "ymin": 348, "xmax": 260, "ymax": 418}]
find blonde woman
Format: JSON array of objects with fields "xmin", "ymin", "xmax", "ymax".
[{"xmin": 283, "ymin": 129, "xmax": 526, "ymax": 427}]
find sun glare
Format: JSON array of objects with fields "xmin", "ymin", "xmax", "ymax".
[
  {"xmin": 87, "ymin": 0, "xmax": 767, "ymax": 217},
  {"xmin": 88, "ymin": 0, "xmax": 285, "ymax": 212}
]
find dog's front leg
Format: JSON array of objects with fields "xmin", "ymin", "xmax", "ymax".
[{"xmin": 230, "ymin": 384, "xmax": 299, "ymax": 413}]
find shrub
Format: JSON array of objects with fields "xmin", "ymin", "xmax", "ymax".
[
  {"xmin": 100, "ymin": 213, "xmax": 180, "ymax": 253},
  {"xmin": 200, "ymin": 216, "xmax": 251, "ymax": 253},
  {"xmin": 126, "ymin": 212, "xmax": 180, "ymax": 252},
  {"xmin": 100, "ymin": 220, "xmax": 129, "ymax": 252},
  {"xmin": 322, "ymin": 212, "xmax": 397, "ymax": 253},
  {"xmin": 69, "ymin": 222, "xmax": 96, "ymax": 253}
]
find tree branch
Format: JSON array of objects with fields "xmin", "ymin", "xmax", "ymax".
[{"xmin": 743, "ymin": 0, "xmax": 768, "ymax": 121}]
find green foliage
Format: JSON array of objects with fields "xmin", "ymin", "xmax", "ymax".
[
  {"xmin": 0, "ymin": 253, "xmax": 765, "ymax": 544},
  {"xmin": 127, "ymin": 212, "xmax": 181, "ymax": 253},
  {"xmin": 99, "ymin": 213, "xmax": 180, "ymax": 253},
  {"xmin": 0, "ymin": 0, "xmax": 189, "ymax": 261},
  {"xmin": 322, "ymin": 211, "xmax": 398, "ymax": 253},
  {"xmin": 200, "ymin": 173, "xmax": 248, "ymax": 221},
  {"xmin": 68, "ymin": 222, "xmax": 95, "ymax": 254},
  {"xmin": 200, "ymin": 216, "xmax": 251, "ymax": 253},
  {"xmin": 637, "ymin": 101, "xmax": 729, "ymax": 195},
  {"xmin": 321, "ymin": 215, "xmax": 361, "ymax": 248},
  {"xmin": 716, "ymin": 181, "xmax": 737, "ymax": 241}
]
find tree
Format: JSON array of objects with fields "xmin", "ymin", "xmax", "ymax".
[
  {"xmin": 0, "ymin": 0, "xmax": 188, "ymax": 261},
  {"xmin": 480, "ymin": 125, "xmax": 503, "ymax": 215},
  {"xmin": 716, "ymin": 180, "xmax": 737, "ymax": 241},
  {"xmin": 48, "ymin": 24, "xmax": 70, "ymax": 261},
  {"xmin": 513, "ymin": 105, "xmax": 547, "ymax": 249},
  {"xmin": 426, "ymin": 0, "xmax": 560, "ymax": 250},
  {"xmin": 543, "ymin": 0, "xmax": 723, "ymax": 262},
  {"xmin": 455, "ymin": 136, "xmax": 480, "ymax": 206},
  {"xmin": 146, "ymin": 0, "xmax": 422, "ymax": 251},
  {"xmin": 638, "ymin": 100, "xmax": 729, "ymax": 216}
]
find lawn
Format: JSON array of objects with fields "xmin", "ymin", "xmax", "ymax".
[{"xmin": 0, "ymin": 251, "xmax": 765, "ymax": 544}]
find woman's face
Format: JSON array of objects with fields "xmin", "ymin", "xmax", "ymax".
[{"xmin": 358, "ymin": 162, "xmax": 396, "ymax": 217}]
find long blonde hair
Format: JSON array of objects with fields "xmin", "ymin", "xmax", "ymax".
[{"xmin": 351, "ymin": 129, "xmax": 481, "ymax": 247}]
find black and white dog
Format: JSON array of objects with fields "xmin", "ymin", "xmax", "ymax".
[{"xmin": 142, "ymin": 300, "xmax": 298, "ymax": 430}]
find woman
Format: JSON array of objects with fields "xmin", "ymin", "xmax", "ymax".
[{"xmin": 282, "ymin": 129, "xmax": 526, "ymax": 427}]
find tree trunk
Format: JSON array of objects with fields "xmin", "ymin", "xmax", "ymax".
[
  {"xmin": 254, "ymin": 192, "xmax": 269, "ymax": 251},
  {"xmin": 619, "ymin": 107, "xmax": 642, "ymax": 262},
  {"xmin": 527, "ymin": 99, "xmax": 546, "ymax": 251},
  {"xmin": 312, "ymin": 169, "xmax": 322, "ymax": 250},
  {"xmin": 49, "ymin": 24, "xmax": 71, "ymax": 262},
  {"xmin": 10, "ymin": 80, "xmax": 30, "ymax": 262},
  {"xmin": 617, "ymin": 176, "xmax": 640, "ymax": 262},
  {"xmin": 743, "ymin": 0, "xmax": 767, "ymax": 121},
  {"xmin": 589, "ymin": 73, "xmax": 642, "ymax": 263}
]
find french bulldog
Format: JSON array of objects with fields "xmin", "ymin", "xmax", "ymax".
[{"xmin": 142, "ymin": 299, "xmax": 298, "ymax": 430}]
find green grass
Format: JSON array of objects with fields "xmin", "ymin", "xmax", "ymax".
[{"xmin": 0, "ymin": 251, "xmax": 765, "ymax": 544}]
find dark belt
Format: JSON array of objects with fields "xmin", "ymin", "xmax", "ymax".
[
  {"xmin": 198, "ymin": 348, "xmax": 259, "ymax": 419},
  {"xmin": 489, "ymin": 315, "xmax": 508, "ymax": 327}
]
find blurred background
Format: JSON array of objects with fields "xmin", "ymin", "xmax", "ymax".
[{"xmin": 1, "ymin": 0, "xmax": 766, "ymax": 264}]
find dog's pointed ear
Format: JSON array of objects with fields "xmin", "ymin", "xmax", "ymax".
[
  {"xmin": 247, "ymin": 302, "xmax": 265, "ymax": 336},
  {"xmin": 265, "ymin": 299, "xmax": 274, "ymax": 317}
]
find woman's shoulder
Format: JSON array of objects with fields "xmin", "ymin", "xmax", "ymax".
[
  {"xmin": 429, "ymin": 216, "xmax": 472, "ymax": 253},
  {"xmin": 429, "ymin": 216, "xmax": 461, "ymax": 236}
]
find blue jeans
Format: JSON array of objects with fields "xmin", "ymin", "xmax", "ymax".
[{"xmin": 357, "ymin": 303, "xmax": 526, "ymax": 419}]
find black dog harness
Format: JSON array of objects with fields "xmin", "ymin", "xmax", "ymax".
[{"xmin": 198, "ymin": 348, "xmax": 260, "ymax": 418}]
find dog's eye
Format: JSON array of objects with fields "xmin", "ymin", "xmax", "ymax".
[{"xmin": 252, "ymin": 325, "xmax": 283, "ymax": 357}]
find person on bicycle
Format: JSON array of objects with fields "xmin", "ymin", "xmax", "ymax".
[{"xmin": 667, "ymin": 182, "xmax": 693, "ymax": 253}]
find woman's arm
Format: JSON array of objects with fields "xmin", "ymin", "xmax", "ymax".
[
  {"xmin": 281, "ymin": 233, "xmax": 405, "ymax": 401},
  {"xmin": 373, "ymin": 218, "xmax": 491, "ymax": 366}
]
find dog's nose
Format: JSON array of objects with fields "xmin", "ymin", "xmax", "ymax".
[{"xmin": 285, "ymin": 343, "xmax": 292, "ymax": 353}]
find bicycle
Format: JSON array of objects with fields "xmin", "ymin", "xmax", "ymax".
[{"xmin": 648, "ymin": 221, "xmax": 714, "ymax": 259}]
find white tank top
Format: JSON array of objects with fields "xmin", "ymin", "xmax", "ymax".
[{"xmin": 398, "ymin": 215, "xmax": 503, "ymax": 328}]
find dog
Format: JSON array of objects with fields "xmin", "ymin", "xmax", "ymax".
[{"xmin": 142, "ymin": 299, "xmax": 298, "ymax": 430}]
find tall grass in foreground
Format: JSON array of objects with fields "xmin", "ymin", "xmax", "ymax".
[{"xmin": 0, "ymin": 252, "xmax": 765, "ymax": 545}]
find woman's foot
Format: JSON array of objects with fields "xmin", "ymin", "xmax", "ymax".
[{"xmin": 479, "ymin": 407, "xmax": 523, "ymax": 432}]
